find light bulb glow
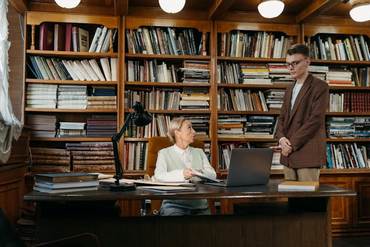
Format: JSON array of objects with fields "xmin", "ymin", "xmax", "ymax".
[
  {"xmin": 55, "ymin": 0, "xmax": 81, "ymax": 9},
  {"xmin": 258, "ymin": 0, "xmax": 285, "ymax": 19},
  {"xmin": 159, "ymin": 0, "xmax": 186, "ymax": 14},
  {"xmin": 349, "ymin": 3, "xmax": 370, "ymax": 22}
]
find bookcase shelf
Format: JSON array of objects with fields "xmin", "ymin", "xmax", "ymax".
[
  {"xmin": 329, "ymin": 86, "xmax": 370, "ymax": 91},
  {"xmin": 125, "ymin": 53, "xmax": 210, "ymax": 61},
  {"xmin": 26, "ymin": 50, "xmax": 118, "ymax": 58},
  {"xmin": 326, "ymin": 112, "xmax": 370, "ymax": 116},
  {"xmin": 218, "ymin": 137, "xmax": 276, "ymax": 142},
  {"xmin": 217, "ymin": 83, "xmax": 288, "ymax": 89},
  {"xmin": 217, "ymin": 56, "xmax": 286, "ymax": 63},
  {"xmin": 126, "ymin": 82, "xmax": 210, "ymax": 88},
  {"xmin": 25, "ymin": 79, "xmax": 118, "ymax": 86},
  {"xmin": 218, "ymin": 110, "xmax": 280, "ymax": 115},
  {"xmin": 326, "ymin": 138, "xmax": 370, "ymax": 142},
  {"xmin": 31, "ymin": 137, "xmax": 111, "ymax": 142},
  {"xmin": 125, "ymin": 109, "xmax": 211, "ymax": 114},
  {"xmin": 311, "ymin": 59, "xmax": 370, "ymax": 65},
  {"xmin": 25, "ymin": 108, "xmax": 117, "ymax": 113}
]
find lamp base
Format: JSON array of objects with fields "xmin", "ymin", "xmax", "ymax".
[{"xmin": 109, "ymin": 183, "xmax": 136, "ymax": 192}]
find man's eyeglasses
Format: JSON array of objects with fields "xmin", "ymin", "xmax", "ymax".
[{"xmin": 286, "ymin": 59, "xmax": 305, "ymax": 68}]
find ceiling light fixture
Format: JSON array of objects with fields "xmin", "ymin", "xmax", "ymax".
[
  {"xmin": 257, "ymin": 0, "xmax": 285, "ymax": 19},
  {"xmin": 349, "ymin": 1, "xmax": 370, "ymax": 22},
  {"xmin": 55, "ymin": 0, "xmax": 81, "ymax": 9},
  {"xmin": 158, "ymin": 0, "xmax": 186, "ymax": 14}
]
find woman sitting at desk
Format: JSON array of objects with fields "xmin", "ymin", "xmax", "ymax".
[{"xmin": 154, "ymin": 117, "xmax": 217, "ymax": 216}]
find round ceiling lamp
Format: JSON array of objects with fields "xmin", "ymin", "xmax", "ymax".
[
  {"xmin": 159, "ymin": 0, "xmax": 186, "ymax": 14},
  {"xmin": 257, "ymin": 0, "xmax": 285, "ymax": 19},
  {"xmin": 55, "ymin": 0, "xmax": 81, "ymax": 9},
  {"xmin": 349, "ymin": 1, "xmax": 370, "ymax": 22}
]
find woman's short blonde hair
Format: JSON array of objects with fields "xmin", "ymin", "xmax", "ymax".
[{"xmin": 167, "ymin": 117, "xmax": 186, "ymax": 143}]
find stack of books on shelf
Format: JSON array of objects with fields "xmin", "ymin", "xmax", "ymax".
[
  {"xmin": 217, "ymin": 62, "xmax": 241, "ymax": 84},
  {"xmin": 180, "ymin": 90, "xmax": 209, "ymax": 110},
  {"xmin": 66, "ymin": 142, "xmax": 115, "ymax": 172},
  {"xmin": 58, "ymin": 122, "xmax": 86, "ymax": 137},
  {"xmin": 240, "ymin": 64, "xmax": 271, "ymax": 84},
  {"xmin": 218, "ymin": 89, "xmax": 268, "ymax": 111},
  {"xmin": 327, "ymin": 117, "xmax": 370, "ymax": 138},
  {"xmin": 30, "ymin": 147, "xmax": 70, "ymax": 173},
  {"xmin": 87, "ymin": 95, "xmax": 117, "ymax": 109},
  {"xmin": 329, "ymin": 92, "xmax": 370, "ymax": 112},
  {"xmin": 28, "ymin": 56, "xmax": 116, "ymax": 81},
  {"xmin": 326, "ymin": 143, "xmax": 369, "ymax": 169},
  {"xmin": 265, "ymin": 89, "xmax": 285, "ymax": 110},
  {"xmin": 126, "ymin": 27, "xmax": 206, "ymax": 55},
  {"xmin": 146, "ymin": 89, "xmax": 180, "ymax": 110},
  {"xmin": 124, "ymin": 142, "xmax": 148, "ymax": 171},
  {"xmin": 27, "ymin": 114, "xmax": 57, "ymax": 138},
  {"xmin": 326, "ymin": 69, "xmax": 353, "ymax": 86},
  {"xmin": 90, "ymin": 86, "xmax": 116, "ymax": 97},
  {"xmin": 57, "ymin": 85, "xmax": 87, "ymax": 109},
  {"xmin": 180, "ymin": 60, "xmax": 210, "ymax": 83},
  {"xmin": 218, "ymin": 116, "xmax": 247, "ymax": 138},
  {"xmin": 309, "ymin": 65, "xmax": 329, "ymax": 81},
  {"xmin": 218, "ymin": 31, "xmax": 293, "ymax": 58},
  {"xmin": 306, "ymin": 34, "xmax": 370, "ymax": 61},
  {"xmin": 38, "ymin": 23, "xmax": 116, "ymax": 53},
  {"xmin": 26, "ymin": 84, "xmax": 57, "ymax": 109},
  {"xmin": 86, "ymin": 115, "xmax": 117, "ymax": 137},
  {"xmin": 185, "ymin": 115, "xmax": 209, "ymax": 138},
  {"xmin": 267, "ymin": 63, "xmax": 294, "ymax": 85},
  {"xmin": 245, "ymin": 116, "xmax": 277, "ymax": 138},
  {"xmin": 127, "ymin": 60, "xmax": 179, "ymax": 82},
  {"xmin": 33, "ymin": 173, "xmax": 99, "ymax": 194}
]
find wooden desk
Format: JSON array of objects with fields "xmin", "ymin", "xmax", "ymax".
[{"xmin": 24, "ymin": 181, "xmax": 355, "ymax": 247}]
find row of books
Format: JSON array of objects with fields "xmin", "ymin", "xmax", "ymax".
[
  {"xmin": 218, "ymin": 31, "xmax": 294, "ymax": 58},
  {"xmin": 218, "ymin": 115, "xmax": 277, "ymax": 139},
  {"xmin": 124, "ymin": 142, "xmax": 148, "ymax": 171},
  {"xmin": 306, "ymin": 35, "xmax": 370, "ymax": 61},
  {"xmin": 326, "ymin": 143, "xmax": 369, "ymax": 169},
  {"xmin": 327, "ymin": 117, "xmax": 370, "ymax": 138},
  {"xmin": 28, "ymin": 56, "xmax": 117, "ymax": 81},
  {"xmin": 329, "ymin": 92, "xmax": 370, "ymax": 112},
  {"xmin": 126, "ymin": 27, "xmax": 207, "ymax": 55},
  {"xmin": 218, "ymin": 89, "xmax": 284, "ymax": 112},
  {"xmin": 217, "ymin": 62, "xmax": 293, "ymax": 85},
  {"xmin": 125, "ymin": 90, "xmax": 209, "ymax": 110},
  {"xmin": 38, "ymin": 22, "xmax": 117, "ymax": 53},
  {"xmin": 26, "ymin": 84, "xmax": 116, "ymax": 109},
  {"xmin": 125, "ymin": 114, "xmax": 209, "ymax": 139}
]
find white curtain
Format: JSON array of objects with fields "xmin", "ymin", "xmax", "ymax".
[{"xmin": 0, "ymin": 0, "xmax": 22, "ymax": 163}]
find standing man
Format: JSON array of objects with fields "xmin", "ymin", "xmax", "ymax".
[{"xmin": 275, "ymin": 44, "xmax": 329, "ymax": 181}]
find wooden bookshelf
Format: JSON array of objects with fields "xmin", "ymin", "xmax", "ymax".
[
  {"xmin": 24, "ymin": 12, "xmax": 120, "ymax": 174},
  {"xmin": 126, "ymin": 81, "xmax": 210, "ymax": 88}
]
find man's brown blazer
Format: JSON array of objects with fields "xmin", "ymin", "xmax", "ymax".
[{"xmin": 275, "ymin": 74, "xmax": 329, "ymax": 168}]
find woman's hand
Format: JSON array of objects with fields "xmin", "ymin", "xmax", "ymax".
[{"xmin": 183, "ymin": 168, "xmax": 193, "ymax": 179}]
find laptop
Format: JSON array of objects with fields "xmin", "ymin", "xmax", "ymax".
[{"xmin": 206, "ymin": 148, "xmax": 273, "ymax": 187}]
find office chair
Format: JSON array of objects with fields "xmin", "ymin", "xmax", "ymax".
[
  {"xmin": 144, "ymin": 136, "xmax": 205, "ymax": 215},
  {"xmin": 0, "ymin": 208, "xmax": 101, "ymax": 247}
]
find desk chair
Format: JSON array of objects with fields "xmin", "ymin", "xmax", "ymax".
[
  {"xmin": 0, "ymin": 209, "xmax": 101, "ymax": 247},
  {"xmin": 144, "ymin": 136, "xmax": 206, "ymax": 215}
]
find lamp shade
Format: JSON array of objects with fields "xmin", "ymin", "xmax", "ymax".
[
  {"xmin": 55, "ymin": 0, "xmax": 81, "ymax": 9},
  {"xmin": 258, "ymin": 0, "xmax": 285, "ymax": 19},
  {"xmin": 349, "ymin": 2, "xmax": 370, "ymax": 22},
  {"xmin": 159, "ymin": 0, "xmax": 186, "ymax": 13}
]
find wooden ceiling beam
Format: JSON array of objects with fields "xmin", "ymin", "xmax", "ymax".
[
  {"xmin": 114, "ymin": 0, "xmax": 128, "ymax": 16},
  {"xmin": 296, "ymin": 0, "xmax": 343, "ymax": 23},
  {"xmin": 9, "ymin": 0, "xmax": 28, "ymax": 14},
  {"xmin": 208, "ymin": 0, "xmax": 236, "ymax": 20},
  {"xmin": 28, "ymin": 2, "xmax": 113, "ymax": 16}
]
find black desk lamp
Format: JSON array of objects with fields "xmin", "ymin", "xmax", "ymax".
[{"xmin": 110, "ymin": 102, "xmax": 152, "ymax": 191}]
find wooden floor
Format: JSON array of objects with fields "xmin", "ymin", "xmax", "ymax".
[{"xmin": 333, "ymin": 237, "xmax": 370, "ymax": 247}]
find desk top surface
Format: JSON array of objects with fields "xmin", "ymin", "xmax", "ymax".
[{"xmin": 24, "ymin": 180, "xmax": 355, "ymax": 202}]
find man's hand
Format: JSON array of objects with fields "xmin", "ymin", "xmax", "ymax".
[{"xmin": 279, "ymin": 137, "xmax": 292, "ymax": 157}]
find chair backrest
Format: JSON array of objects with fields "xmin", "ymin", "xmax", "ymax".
[{"xmin": 146, "ymin": 137, "xmax": 204, "ymax": 176}]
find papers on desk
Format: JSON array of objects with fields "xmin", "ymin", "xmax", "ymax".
[
  {"xmin": 191, "ymin": 170, "xmax": 221, "ymax": 183},
  {"xmin": 99, "ymin": 178, "xmax": 195, "ymax": 187},
  {"xmin": 138, "ymin": 186, "xmax": 197, "ymax": 192}
]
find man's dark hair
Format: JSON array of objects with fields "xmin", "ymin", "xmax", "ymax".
[{"xmin": 287, "ymin": 44, "xmax": 310, "ymax": 57}]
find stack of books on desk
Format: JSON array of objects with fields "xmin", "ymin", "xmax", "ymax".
[{"xmin": 33, "ymin": 173, "xmax": 99, "ymax": 193}]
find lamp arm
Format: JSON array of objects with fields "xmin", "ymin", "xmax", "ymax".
[{"xmin": 112, "ymin": 112, "xmax": 134, "ymax": 186}]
